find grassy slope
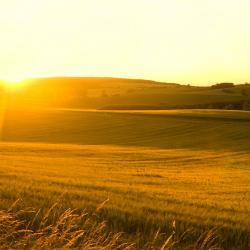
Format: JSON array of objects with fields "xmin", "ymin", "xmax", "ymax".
[
  {"xmin": 0, "ymin": 109, "xmax": 250, "ymax": 248},
  {"xmin": 0, "ymin": 78, "xmax": 250, "ymax": 248},
  {"xmin": 0, "ymin": 142, "xmax": 249, "ymax": 249},
  {"xmin": 1, "ymin": 77, "xmax": 250, "ymax": 109},
  {"xmin": 2, "ymin": 109, "xmax": 250, "ymax": 151}
]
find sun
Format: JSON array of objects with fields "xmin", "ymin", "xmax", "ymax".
[
  {"xmin": 4, "ymin": 77, "xmax": 23, "ymax": 84},
  {"xmin": 2, "ymin": 76, "xmax": 27, "ymax": 88},
  {"xmin": 1, "ymin": 76, "xmax": 29, "ymax": 92}
]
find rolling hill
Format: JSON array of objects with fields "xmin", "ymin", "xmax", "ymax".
[
  {"xmin": 1, "ymin": 77, "xmax": 250, "ymax": 110},
  {"xmin": 0, "ymin": 77, "xmax": 250, "ymax": 249},
  {"xmin": 1, "ymin": 108, "xmax": 250, "ymax": 249},
  {"xmin": 2, "ymin": 109, "xmax": 250, "ymax": 151}
]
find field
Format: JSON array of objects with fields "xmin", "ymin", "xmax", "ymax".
[
  {"xmin": 0, "ymin": 108, "xmax": 250, "ymax": 249},
  {"xmin": 1, "ymin": 77, "xmax": 250, "ymax": 110}
]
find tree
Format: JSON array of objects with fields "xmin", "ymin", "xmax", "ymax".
[{"xmin": 211, "ymin": 83, "xmax": 234, "ymax": 89}]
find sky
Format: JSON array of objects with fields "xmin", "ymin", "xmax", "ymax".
[{"xmin": 0, "ymin": 0, "xmax": 250, "ymax": 85}]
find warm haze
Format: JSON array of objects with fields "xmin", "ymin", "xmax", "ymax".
[
  {"xmin": 0, "ymin": 1, "xmax": 250, "ymax": 250},
  {"xmin": 1, "ymin": 0, "xmax": 250, "ymax": 85}
]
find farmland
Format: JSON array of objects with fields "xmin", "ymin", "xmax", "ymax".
[
  {"xmin": 0, "ymin": 108, "xmax": 250, "ymax": 249},
  {"xmin": 1, "ymin": 77, "xmax": 250, "ymax": 110}
]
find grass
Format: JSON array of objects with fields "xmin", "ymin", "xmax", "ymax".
[
  {"xmin": 0, "ymin": 200, "xmax": 134, "ymax": 249},
  {"xmin": 0, "ymin": 200, "xmax": 222, "ymax": 250},
  {"xmin": 0, "ymin": 142, "xmax": 249, "ymax": 249},
  {"xmin": 0, "ymin": 109, "xmax": 249, "ymax": 249},
  {"xmin": 2, "ymin": 109, "xmax": 250, "ymax": 150},
  {"xmin": 2, "ymin": 77, "xmax": 250, "ymax": 110}
]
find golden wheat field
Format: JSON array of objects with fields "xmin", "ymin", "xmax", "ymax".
[
  {"xmin": 2, "ymin": 0, "xmax": 250, "ymax": 248},
  {"xmin": 0, "ymin": 109, "xmax": 249, "ymax": 249}
]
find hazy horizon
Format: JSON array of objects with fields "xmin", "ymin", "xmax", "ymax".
[{"xmin": 0, "ymin": 75, "xmax": 248, "ymax": 87}]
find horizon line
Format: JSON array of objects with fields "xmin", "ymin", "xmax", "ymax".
[{"xmin": 0, "ymin": 75, "xmax": 248, "ymax": 87}]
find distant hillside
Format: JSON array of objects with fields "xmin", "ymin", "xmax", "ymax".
[{"xmin": 1, "ymin": 77, "xmax": 250, "ymax": 110}]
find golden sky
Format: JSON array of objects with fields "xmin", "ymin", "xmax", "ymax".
[{"xmin": 0, "ymin": 0, "xmax": 250, "ymax": 85}]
